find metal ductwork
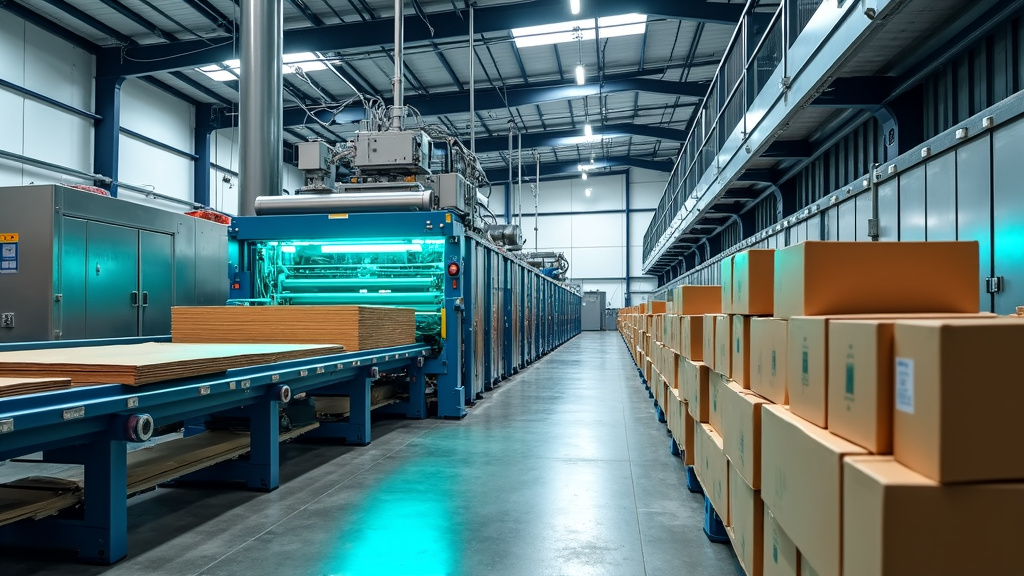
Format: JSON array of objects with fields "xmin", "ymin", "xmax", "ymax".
[{"xmin": 254, "ymin": 190, "xmax": 435, "ymax": 215}]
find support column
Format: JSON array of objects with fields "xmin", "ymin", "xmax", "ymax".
[
  {"xmin": 239, "ymin": 0, "xmax": 283, "ymax": 215},
  {"xmin": 624, "ymin": 170, "xmax": 632, "ymax": 306},
  {"xmin": 194, "ymin": 103, "xmax": 215, "ymax": 207},
  {"xmin": 94, "ymin": 76, "xmax": 125, "ymax": 197}
]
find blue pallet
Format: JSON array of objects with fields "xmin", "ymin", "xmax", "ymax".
[
  {"xmin": 669, "ymin": 436, "xmax": 680, "ymax": 457},
  {"xmin": 686, "ymin": 465, "xmax": 703, "ymax": 494},
  {"xmin": 656, "ymin": 405, "xmax": 666, "ymax": 423},
  {"xmin": 704, "ymin": 496, "xmax": 730, "ymax": 544}
]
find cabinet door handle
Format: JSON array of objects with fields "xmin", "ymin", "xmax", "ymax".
[
  {"xmin": 142, "ymin": 291, "xmax": 149, "ymax": 307},
  {"xmin": 131, "ymin": 291, "xmax": 139, "ymax": 307}
]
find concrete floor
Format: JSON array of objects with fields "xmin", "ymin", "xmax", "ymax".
[{"xmin": 0, "ymin": 331, "xmax": 742, "ymax": 576}]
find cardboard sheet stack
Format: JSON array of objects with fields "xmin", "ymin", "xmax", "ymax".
[
  {"xmin": 0, "ymin": 376, "xmax": 72, "ymax": 398},
  {"xmin": 623, "ymin": 240, "xmax": 1024, "ymax": 576},
  {"xmin": 171, "ymin": 305, "xmax": 417, "ymax": 351},
  {"xmin": 0, "ymin": 342, "xmax": 346, "ymax": 386}
]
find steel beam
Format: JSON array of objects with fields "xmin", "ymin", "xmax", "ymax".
[
  {"xmin": 471, "ymin": 124, "xmax": 690, "ymax": 154},
  {"xmin": 486, "ymin": 156, "xmax": 672, "ymax": 183},
  {"xmin": 94, "ymin": 76, "xmax": 126, "ymax": 196},
  {"xmin": 99, "ymin": 0, "xmax": 743, "ymax": 77}
]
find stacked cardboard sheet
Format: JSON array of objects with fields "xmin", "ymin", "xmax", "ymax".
[
  {"xmin": 171, "ymin": 305, "xmax": 416, "ymax": 351},
  {"xmin": 0, "ymin": 342, "xmax": 346, "ymax": 386},
  {"xmin": 0, "ymin": 377, "xmax": 72, "ymax": 398}
]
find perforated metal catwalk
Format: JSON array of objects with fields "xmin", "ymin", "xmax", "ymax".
[{"xmin": 0, "ymin": 332, "xmax": 741, "ymax": 576}]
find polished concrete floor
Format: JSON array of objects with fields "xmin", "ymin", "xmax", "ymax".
[{"xmin": 0, "ymin": 331, "xmax": 742, "ymax": 576}]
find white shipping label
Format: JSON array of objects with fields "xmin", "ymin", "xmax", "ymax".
[{"xmin": 895, "ymin": 357, "xmax": 915, "ymax": 414}]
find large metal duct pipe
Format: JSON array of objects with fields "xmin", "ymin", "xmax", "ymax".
[
  {"xmin": 238, "ymin": 0, "xmax": 284, "ymax": 216},
  {"xmin": 391, "ymin": 0, "xmax": 405, "ymax": 130}
]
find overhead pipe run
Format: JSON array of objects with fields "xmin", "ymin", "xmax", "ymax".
[
  {"xmin": 391, "ymin": 0, "xmax": 406, "ymax": 130},
  {"xmin": 239, "ymin": 0, "xmax": 283, "ymax": 216}
]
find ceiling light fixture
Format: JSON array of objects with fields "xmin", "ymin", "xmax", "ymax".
[
  {"xmin": 582, "ymin": 172, "xmax": 588, "ymax": 181},
  {"xmin": 570, "ymin": 0, "xmax": 581, "ymax": 15},
  {"xmin": 575, "ymin": 64, "xmax": 586, "ymax": 85},
  {"xmin": 585, "ymin": 188, "xmax": 592, "ymax": 197},
  {"xmin": 511, "ymin": 14, "xmax": 647, "ymax": 48},
  {"xmin": 584, "ymin": 123, "xmax": 593, "ymax": 137}
]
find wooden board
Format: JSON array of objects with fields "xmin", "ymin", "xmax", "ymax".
[
  {"xmin": 171, "ymin": 305, "xmax": 416, "ymax": 351},
  {"xmin": 0, "ymin": 342, "xmax": 345, "ymax": 386},
  {"xmin": 0, "ymin": 477, "xmax": 82, "ymax": 525},
  {"xmin": 0, "ymin": 377, "xmax": 72, "ymax": 398}
]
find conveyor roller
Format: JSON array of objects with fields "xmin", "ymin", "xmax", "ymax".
[{"xmin": 254, "ymin": 190, "xmax": 434, "ymax": 215}]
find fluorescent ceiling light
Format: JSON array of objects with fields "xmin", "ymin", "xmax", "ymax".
[
  {"xmin": 582, "ymin": 172, "xmax": 588, "ymax": 180},
  {"xmin": 197, "ymin": 52, "xmax": 328, "ymax": 81},
  {"xmin": 585, "ymin": 188, "xmax": 592, "ymax": 197},
  {"xmin": 575, "ymin": 64, "xmax": 586, "ymax": 85},
  {"xmin": 511, "ymin": 14, "xmax": 647, "ymax": 48},
  {"xmin": 584, "ymin": 124, "xmax": 593, "ymax": 137},
  {"xmin": 570, "ymin": 0, "xmax": 580, "ymax": 15}
]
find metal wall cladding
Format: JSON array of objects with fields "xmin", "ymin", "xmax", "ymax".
[
  {"xmin": 993, "ymin": 117, "xmax": 1024, "ymax": 313},
  {"xmin": 957, "ymin": 136, "xmax": 993, "ymax": 312}
]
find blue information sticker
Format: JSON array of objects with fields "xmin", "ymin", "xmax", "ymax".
[{"xmin": 0, "ymin": 233, "xmax": 19, "ymax": 274}]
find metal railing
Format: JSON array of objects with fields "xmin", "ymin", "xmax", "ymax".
[{"xmin": 642, "ymin": 0, "xmax": 823, "ymax": 267}]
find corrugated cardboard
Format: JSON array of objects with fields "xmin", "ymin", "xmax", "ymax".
[
  {"xmin": 709, "ymin": 370, "xmax": 730, "ymax": 433},
  {"xmin": 728, "ymin": 463, "xmax": 763, "ymax": 576},
  {"xmin": 667, "ymin": 350, "xmax": 681, "ymax": 390},
  {"xmin": 722, "ymin": 381, "xmax": 768, "ymax": 489},
  {"xmin": 773, "ymin": 241, "xmax": 980, "ymax": 319},
  {"xmin": 649, "ymin": 300, "xmax": 668, "ymax": 314},
  {"xmin": 676, "ymin": 285, "xmax": 723, "ymax": 315},
  {"xmin": 893, "ymin": 318, "xmax": 1024, "ymax": 482},
  {"xmin": 763, "ymin": 503, "xmax": 798, "ymax": 576},
  {"xmin": 715, "ymin": 314, "xmax": 733, "ymax": 376},
  {"xmin": 704, "ymin": 314, "xmax": 723, "ymax": 368},
  {"xmin": 682, "ymin": 315, "xmax": 704, "ymax": 361},
  {"xmin": 683, "ymin": 359, "xmax": 710, "ymax": 422},
  {"xmin": 843, "ymin": 455, "xmax": 1024, "ymax": 576},
  {"xmin": 750, "ymin": 318, "xmax": 788, "ymax": 404},
  {"xmin": 827, "ymin": 320, "xmax": 895, "ymax": 454},
  {"xmin": 732, "ymin": 249, "xmax": 775, "ymax": 316},
  {"xmin": 732, "ymin": 314, "xmax": 753, "ymax": 388},
  {"xmin": 683, "ymin": 403, "xmax": 695, "ymax": 466},
  {"xmin": 698, "ymin": 423, "xmax": 730, "ymax": 523},
  {"xmin": 788, "ymin": 313, "xmax": 990, "ymax": 430},
  {"xmin": 722, "ymin": 256, "xmax": 734, "ymax": 314},
  {"xmin": 761, "ymin": 405, "xmax": 867, "ymax": 576}
]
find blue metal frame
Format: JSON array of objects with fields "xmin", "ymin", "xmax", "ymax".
[
  {"xmin": 0, "ymin": 340, "xmax": 429, "ymax": 564},
  {"xmin": 93, "ymin": 76, "xmax": 125, "ymax": 196}
]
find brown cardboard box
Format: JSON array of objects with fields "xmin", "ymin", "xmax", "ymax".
[
  {"xmin": 788, "ymin": 313, "xmax": 990, "ymax": 430},
  {"xmin": 683, "ymin": 359, "xmax": 710, "ymax": 422},
  {"xmin": 827, "ymin": 320, "xmax": 895, "ymax": 454},
  {"xmin": 843, "ymin": 455, "xmax": 1024, "ymax": 576},
  {"xmin": 800, "ymin": 556, "xmax": 820, "ymax": 576},
  {"xmin": 721, "ymin": 255, "xmax": 734, "ymax": 314},
  {"xmin": 732, "ymin": 314, "xmax": 753, "ymax": 388},
  {"xmin": 682, "ymin": 315, "xmax": 704, "ymax": 361},
  {"xmin": 728, "ymin": 463, "xmax": 763, "ymax": 576},
  {"xmin": 715, "ymin": 314, "xmax": 733, "ymax": 376},
  {"xmin": 732, "ymin": 249, "xmax": 775, "ymax": 316},
  {"xmin": 709, "ymin": 370, "xmax": 730, "ymax": 433},
  {"xmin": 763, "ymin": 503, "xmax": 798, "ymax": 576},
  {"xmin": 761, "ymin": 405, "xmax": 867, "ymax": 576},
  {"xmin": 667, "ymin": 351, "xmax": 681, "ymax": 390},
  {"xmin": 677, "ymin": 285, "xmax": 723, "ymax": 315},
  {"xmin": 703, "ymin": 314, "xmax": 723, "ymax": 367},
  {"xmin": 698, "ymin": 423, "xmax": 730, "ymax": 523},
  {"xmin": 722, "ymin": 381, "xmax": 768, "ymax": 489},
  {"xmin": 649, "ymin": 300, "xmax": 668, "ymax": 314},
  {"xmin": 683, "ymin": 403, "xmax": 695, "ymax": 466},
  {"xmin": 893, "ymin": 318, "xmax": 1024, "ymax": 482},
  {"xmin": 750, "ymin": 318, "xmax": 788, "ymax": 404},
  {"xmin": 773, "ymin": 241, "xmax": 979, "ymax": 319}
]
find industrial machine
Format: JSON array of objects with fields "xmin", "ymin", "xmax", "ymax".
[
  {"xmin": 229, "ymin": 123, "xmax": 581, "ymax": 419},
  {"xmin": 0, "ymin": 185, "xmax": 228, "ymax": 343}
]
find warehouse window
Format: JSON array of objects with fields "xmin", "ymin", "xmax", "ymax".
[{"xmin": 511, "ymin": 14, "xmax": 647, "ymax": 48}]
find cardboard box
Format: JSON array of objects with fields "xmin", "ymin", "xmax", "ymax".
[
  {"xmin": 761, "ymin": 405, "xmax": 867, "ymax": 576},
  {"xmin": 728, "ymin": 464, "xmax": 763, "ymax": 576},
  {"xmin": 721, "ymin": 255, "xmax": 734, "ymax": 314},
  {"xmin": 843, "ymin": 455, "xmax": 1024, "ymax": 576},
  {"xmin": 773, "ymin": 241, "xmax": 979, "ymax": 319},
  {"xmin": 732, "ymin": 249, "xmax": 775, "ymax": 316},
  {"xmin": 683, "ymin": 403, "xmax": 695, "ymax": 466},
  {"xmin": 709, "ymin": 370, "xmax": 730, "ymax": 433},
  {"xmin": 703, "ymin": 314, "xmax": 723, "ymax": 368},
  {"xmin": 698, "ymin": 423, "xmax": 730, "ymax": 523},
  {"xmin": 894, "ymin": 318, "xmax": 1024, "ymax": 482},
  {"xmin": 667, "ymin": 350, "xmax": 681, "ymax": 390},
  {"xmin": 763, "ymin": 503, "xmax": 798, "ymax": 576},
  {"xmin": 827, "ymin": 320, "xmax": 895, "ymax": 454},
  {"xmin": 790, "ymin": 313, "xmax": 995, "ymax": 430},
  {"xmin": 800, "ymin": 556, "xmax": 820, "ymax": 576},
  {"xmin": 683, "ymin": 359, "xmax": 710, "ymax": 422},
  {"xmin": 750, "ymin": 318, "xmax": 788, "ymax": 404},
  {"xmin": 649, "ymin": 300, "xmax": 668, "ymax": 314},
  {"xmin": 732, "ymin": 314, "xmax": 753, "ymax": 388},
  {"xmin": 715, "ymin": 314, "xmax": 733, "ymax": 376},
  {"xmin": 676, "ymin": 285, "xmax": 723, "ymax": 315},
  {"xmin": 722, "ymin": 382, "xmax": 768, "ymax": 489},
  {"xmin": 681, "ymin": 315, "xmax": 704, "ymax": 361}
]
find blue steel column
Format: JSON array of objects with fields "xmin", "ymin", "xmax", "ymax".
[
  {"xmin": 625, "ymin": 172, "xmax": 632, "ymax": 306},
  {"xmin": 438, "ymin": 225, "xmax": 466, "ymax": 418},
  {"xmin": 462, "ymin": 236, "xmax": 476, "ymax": 405},
  {"xmin": 94, "ymin": 76, "xmax": 125, "ymax": 197},
  {"xmin": 194, "ymin": 103, "xmax": 215, "ymax": 206}
]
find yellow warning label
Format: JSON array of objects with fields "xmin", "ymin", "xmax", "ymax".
[
  {"xmin": 445, "ymin": 213, "xmax": 452, "ymax": 223},
  {"xmin": 0, "ymin": 233, "xmax": 18, "ymax": 242},
  {"xmin": 328, "ymin": 214, "xmax": 349, "ymax": 219}
]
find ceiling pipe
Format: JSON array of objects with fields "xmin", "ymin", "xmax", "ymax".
[{"xmin": 239, "ymin": 0, "xmax": 283, "ymax": 215}]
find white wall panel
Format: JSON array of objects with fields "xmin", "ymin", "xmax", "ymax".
[
  {"xmin": 0, "ymin": 14, "xmax": 25, "ymax": 82},
  {"xmin": 22, "ymin": 99, "xmax": 92, "ymax": 173},
  {"xmin": 118, "ymin": 136, "xmax": 193, "ymax": 201},
  {"xmin": 572, "ymin": 174, "xmax": 624, "ymax": 211},
  {"xmin": 22, "ymin": 24, "xmax": 92, "ymax": 110},
  {"xmin": 628, "ymin": 168, "xmax": 667, "ymax": 209},
  {"xmin": 571, "ymin": 246, "xmax": 625, "ymax": 278},
  {"xmin": 121, "ymin": 79, "xmax": 194, "ymax": 151},
  {"xmin": 536, "ymin": 179, "xmax": 572, "ymax": 212},
  {"xmin": 572, "ymin": 213, "xmax": 623, "ymax": 247},
  {"xmin": 536, "ymin": 214, "xmax": 573, "ymax": 248}
]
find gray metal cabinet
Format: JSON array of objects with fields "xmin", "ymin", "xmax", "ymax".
[
  {"xmin": 0, "ymin": 185, "xmax": 228, "ymax": 343},
  {"xmin": 582, "ymin": 291, "xmax": 606, "ymax": 331}
]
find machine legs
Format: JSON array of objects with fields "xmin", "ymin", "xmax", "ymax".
[
  {"xmin": 179, "ymin": 398, "xmax": 282, "ymax": 491},
  {"xmin": 306, "ymin": 375, "xmax": 373, "ymax": 445}
]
